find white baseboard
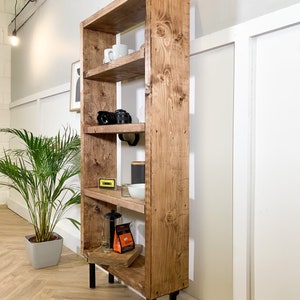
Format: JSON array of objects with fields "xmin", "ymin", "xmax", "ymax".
[
  {"xmin": 7, "ymin": 198, "xmax": 31, "ymax": 222},
  {"xmin": 0, "ymin": 191, "xmax": 9, "ymax": 205},
  {"xmin": 54, "ymin": 225, "xmax": 81, "ymax": 255}
]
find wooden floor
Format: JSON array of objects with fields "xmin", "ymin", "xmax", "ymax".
[{"xmin": 0, "ymin": 206, "xmax": 144, "ymax": 300}]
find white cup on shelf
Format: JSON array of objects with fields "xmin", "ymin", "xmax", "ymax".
[
  {"xmin": 110, "ymin": 44, "xmax": 128, "ymax": 60},
  {"xmin": 103, "ymin": 48, "xmax": 113, "ymax": 63}
]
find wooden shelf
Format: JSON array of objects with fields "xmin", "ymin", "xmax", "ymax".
[
  {"xmin": 82, "ymin": 0, "xmax": 146, "ymax": 33},
  {"xmin": 86, "ymin": 244, "xmax": 143, "ymax": 267},
  {"xmin": 84, "ymin": 187, "xmax": 145, "ymax": 214},
  {"xmin": 84, "ymin": 49, "xmax": 145, "ymax": 82},
  {"xmin": 107, "ymin": 255, "xmax": 145, "ymax": 295},
  {"xmin": 84, "ymin": 123, "xmax": 145, "ymax": 134}
]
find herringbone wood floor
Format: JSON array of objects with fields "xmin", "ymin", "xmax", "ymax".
[{"xmin": 0, "ymin": 206, "xmax": 143, "ymax": 300}]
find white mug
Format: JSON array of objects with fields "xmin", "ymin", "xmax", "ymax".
[
  {"xmin": 103, "ymin": 48, "xmax": 113, "ymax": 63},
  {"xmin": 128, "ymin": 49, "xmax": 135, "ymax": 54},
  {"xmin": 110, "ymin": 44, "xmax": 128, "ymax": 60}
]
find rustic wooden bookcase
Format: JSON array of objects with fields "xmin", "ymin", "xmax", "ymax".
[{"xmin": 80, "ymin": 0, "xmax": 190, "ymax": 299}]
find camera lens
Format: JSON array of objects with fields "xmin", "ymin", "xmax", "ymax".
[
  {"xmin": 97, "ymin": 110, "xmax": 132, "ymax": 125},
  {"xmin": 115, "ymin": 109, "xmax": 132, "ymax": 124},
  {"xmin": 97, "ymin": 111, "xmax": 117, "ymax": 125}
]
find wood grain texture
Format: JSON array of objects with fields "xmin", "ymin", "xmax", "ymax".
[
  {"xmin": 85, "ymin": 49, "xmax": 145, "ymax": 82},
  {"xmin": 81, "ymin": 0, "xmax": 190, "ymax": 298},
  {"xmin": 144, "ymin": 0, "xmax": 190, "ymax": 298},
  {"xmin": 0, "ymin": 206, "xmax": 143, "ymax": 300},
  {"xmin": 84, "ymin": 123, "xmax": 145, "ymax": 134},
  {"xmin": 82, "ymin": 0, "xmax": 146, "ymax": 33},
  {"xmin": 81, "ymin": 26, "xmax": 118, "ymax": 254},
  {"xmin": 81, "ymin": 197, "xmax": 116, "ymax": 251},
  {"xmin": 87, "ymin": 244, "xmax": 143, "ymax": 266},
  {"xmin": 84, "ymin": 187, "xmax": 145, "ymax": 213}
]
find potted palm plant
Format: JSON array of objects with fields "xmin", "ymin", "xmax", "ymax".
[{"xmin": 0, "ymin": 127, "xmax": 80, "ymax": 269}]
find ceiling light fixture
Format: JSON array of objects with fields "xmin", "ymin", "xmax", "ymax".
[
  {"xmin": 10, "ymin": 0, "xmax": 19, "ymax": 46},
  {"xmin": 9, "ymin": 0, "xmax": 37, "ymax": 47}
]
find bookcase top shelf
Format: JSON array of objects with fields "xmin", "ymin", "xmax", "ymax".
[{"xmin": 82, "ymin": 0, "xmax": 146, "ymax": 33}]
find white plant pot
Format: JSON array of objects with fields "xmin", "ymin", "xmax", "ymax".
[{"xmin": 24, "ymin": 232, "xmax": 63, "ymax": 269}]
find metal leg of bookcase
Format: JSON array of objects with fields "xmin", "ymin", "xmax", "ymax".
[
  {"xmin": 89, "ymin": 263, "xmax": 96, "ymax": 288},
  {"xmin": 169, "ymin": 291, "xmax": 179, "ymax": 300},
  {"xmin": 108, "ymin": 273, "xmax": 114, "ymax": 283}
]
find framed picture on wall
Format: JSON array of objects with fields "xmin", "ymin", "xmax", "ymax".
[{"xmin": 70, "ymin": 60, "xmax": 80, "ymax": 112}]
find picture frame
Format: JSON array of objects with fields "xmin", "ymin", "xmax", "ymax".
[{"xmin": 70, "ymin": 60, "xmax": 80, "ymax": 112}]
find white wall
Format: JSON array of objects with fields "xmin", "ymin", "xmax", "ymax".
[
  {"xmin": 8, "ymin": 85, "xmax": 81, "ymax": 253},
  {"xmin": 11, "ymin": 0, "xmax": 300, "ymax": 101},
  {"xmin": 11, "ymin": 0, "xmax": 112, "ymax": 101},
  {"xmin": 189, "ymin": 45, "xmax": 234, "ymax": 299},
  {"xmin": 189, "ymin": 3, "xmax": 300, "ymax": 299},
  {"xmin": 0, "ymin": 2, "xmax": 14, "ymax": 204},
  {"xmin": 6, "ymin": 0, "xmax": 300, "ymax": 300},
  {"xmin": 253, "ymin": 23, "xmax": 300, "ymax": 300},
  {"xmin": 191, "ymin": 0, "xmax": 300, "ymax": 37}
]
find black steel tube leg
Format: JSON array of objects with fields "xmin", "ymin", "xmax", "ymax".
[
  {"xmin": 108, "ymin": 272, "xmax": 114, "ymax": 284},
  {"xmin": 89, "ymin": 263, "xmax": 96, "ymax": 288},
  {"xmin": 169, "ymin": 291, "xmax": 179, "ymax": 300}
]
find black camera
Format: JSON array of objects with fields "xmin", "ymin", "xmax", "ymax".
[{"xmin": 97, "ymin": 109, "xmax": 132, "ymax": 125}]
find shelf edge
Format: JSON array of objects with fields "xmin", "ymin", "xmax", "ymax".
[
  {"xmin": 84, "ymin": 187, "xmax": 145, "ymax": 214},
  {"xmin": 84, "ymin": 123, "xmax": 145, "ymax": 134}
]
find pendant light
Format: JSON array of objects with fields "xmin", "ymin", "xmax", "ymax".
[
  {"xmin": 10, "ymin": 0, "xmax": 19, "ymax": 46},
  {"xmin": 9, "ymin": 0, "xmax": 37, "ymax": 47}
]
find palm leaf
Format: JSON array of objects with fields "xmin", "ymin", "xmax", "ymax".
[{"xmin": 0, "ymin": 127, "xmax": 81, "ymax": 242}]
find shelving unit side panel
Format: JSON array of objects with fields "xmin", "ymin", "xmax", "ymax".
[
  {"xmin": 81, "ymin": 80, "xmax": 116, "ymax": 126},
  {"xmin": 144, "ymin": 0, "xmax": 190, "ymax": 298},
  {"xmin": 80, "ymin": 26, "xmax": 117, "ymax": 187},
  {"xmin": 81, "ymin": 27, "xmax": 115, "ymax": 71},
  {"xmin": 81, "ymin": 196, "xmax": 115, "ymax": 252},
  {"xmin": 80, "ymin": 25, "xmax": 118, "ymax": 252},
  {"xmin": 81, "ymin": 134, "xmax": 117, "ymax": 187},
  {"xmin": 81, "ymin": 28, "xmax": 116, "ymax": 126}
]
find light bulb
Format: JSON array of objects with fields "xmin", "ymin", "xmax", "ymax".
[{"xmin": 10, "ymin": 30, "xmax": 19, "ymax": 46}]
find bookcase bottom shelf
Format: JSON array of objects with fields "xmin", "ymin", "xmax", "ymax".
[
  {"xmin": 107, "ymin": 255, "xmax": 145, "ymax": 295},
  {"xmin": 86, "ymin": 244, "xmax": 143, "ymax": 267},
  {"xmin": 88, "ymin": 254, "xmax": 145, "ymax": 296}
]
